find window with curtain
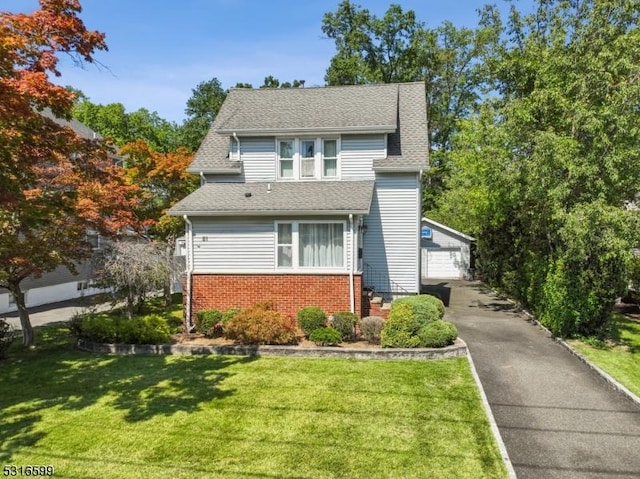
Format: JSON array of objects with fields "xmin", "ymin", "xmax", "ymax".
[{"xmin": 299, "ymin": 223, "xmax": 344, "ymax": 268}]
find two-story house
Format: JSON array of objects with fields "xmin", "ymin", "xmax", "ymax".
[{"xmin": 168, "ymin": 82, "xmax": 428, "ymax": 325}]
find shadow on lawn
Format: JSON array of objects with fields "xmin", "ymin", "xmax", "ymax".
[{"xmin": 0, "ymin": 325, "xmax": 255, "ymax": 461}]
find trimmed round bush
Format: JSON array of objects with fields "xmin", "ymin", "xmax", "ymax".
[
  {"xmin": 330, "ymin": 311, "xmax": 358, "ymax": 341},
  {"xmin": 225, "ymin": 303, "xmax": 298, "ymax": 345},
  {"xmin": 360, "ymin": 316, "xmax": 385, "ymax": 344},
  {"xmin": 309, "ymin": 327, "xmax": 342, "ymax": 346},
  {"xmin": 380, "ymin": 303, "xmax": 421, "ymax": 348},
  {"xmin": 297, "ymin": 306, "xmax": 327, "ymax": 338},
  {"xmin": 392, "ymin": 295, "xmax": 444, "ymax": 326},
  {"xmin": 417, "ymin": 320, "xmax": 458, "ymax": 348},
  {"xmin": 196, "ymin": 309, "xmax": 223, "ymax": 338}
]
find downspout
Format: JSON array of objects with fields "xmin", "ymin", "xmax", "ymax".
[
  {"xmin": 232, "ymin": 132, "xmax": 241, "ymax": 162},
  {"xmin": 418, "ymin": 169, "xmax": 424, "ymax": 291},
  {"xmin": 349, "ymin": 214, "xmax": 355, "ymax": 314},
  {"xmin": 200, "ymin": 172, "xmax": 205, "ymax": 186},
  {"xmin": 183, "ymin": 215, "xmax": 195, "ymax": 332}
]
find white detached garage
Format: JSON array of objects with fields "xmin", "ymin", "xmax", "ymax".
[{"xmin": 421, "ymin": 217, "xmax": 475, "ymax": 279}]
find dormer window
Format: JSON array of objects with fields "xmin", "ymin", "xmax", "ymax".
[{"xmin": 277, "ymin": 137, "xmax": 340, "ymax": 180}]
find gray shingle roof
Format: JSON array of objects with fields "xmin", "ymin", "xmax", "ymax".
[
  {"xmin": 189, "ymin": 81, "xmax": 428, "ymax": 174},
  {"xmin": 377, "ymin": 82, "xmax": 428, "ymax": 171},
  {"xmin": 40, "ymin": 108, "xmax": 103, "ymax": 140},
  {"xmin": 215, "ymin": 84, "xmax": 398, "ymax": 133},
  {"xmin": 168, "ymin": 180, "xmax": 375, "ymax": 216}
]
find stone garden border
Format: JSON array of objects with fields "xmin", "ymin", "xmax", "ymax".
[{"xmin": 77, "ymin": 338, "xmax": 468, "ymax": 360}]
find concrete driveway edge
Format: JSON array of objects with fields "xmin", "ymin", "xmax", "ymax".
[{"xmin": 466, "ymin": 351, "xmax": 518, "ymax": 479}]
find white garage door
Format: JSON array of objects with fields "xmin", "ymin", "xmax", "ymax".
[{"xmin": 423, "ymin": 248, "xmax": 463, "ymax": 279}]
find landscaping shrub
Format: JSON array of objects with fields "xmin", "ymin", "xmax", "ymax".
[
  {"xmin": 392, "ymin": 295, "xmax": 444, "ymax": 326},
  {"xmin": 222, "ymin": 308, "xmax": 242, "ymax": 324},
  {"xmin": 380, "ymin": 303, "xmax": 420, "ymax": 348},
  {"xmin": 330, "ymin": 311, "xmax": 358, "ymax": 341},
  {"xmin": 166, "ymin": 315, "xmax": 183, "ymax": 334},
  {"xmin": 196, "ymin": 309, "xmax": 223, "ymax": 338},
  {"xmin": 309, "ymin": 327, "xmax": 342, "ymax": 346},
  {"xmin": 72, "ymin": 314, "xmax": 172, "ymax": 344},
  {"xmin": 225, "ymin": 303, "xmax": 298, "ymax": 345},
  {"xmin": 360, "ymin": 316, "xmax": 385, "ymax": 344},
  {"xmin": 0, "ymin": 319, "xmax": 17, "ymax": 359},
  {"xmin": 417, "ymin": 321, "xmax": 458, "ymax": 348},
  {"xmin": 297, "ymin": 306, "xmax": 327, "ymax": 338}
]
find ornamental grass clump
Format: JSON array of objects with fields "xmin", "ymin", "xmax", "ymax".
[
  {"xmin": 297, "ymin": 306, "xmax": 327, "ymax": 338},
  {"xmin": 360, "ymin": 316, "xmax": 385, "ymax": 344},
  {"xmin": 330, "ymin": 311, "xmax": 358, "ymax": 341},
  {"xmin": 225, "ymin": 302, "xmax": 298, "ymax": 345}
]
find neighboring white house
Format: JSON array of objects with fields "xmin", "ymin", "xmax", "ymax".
[
  {"xmin": 421, "ymin": 217, "xmax": 475, "ymax": 280},
  {"xmin": 168, "ymin": 82, "xmax": 429, "ymax": 320}
]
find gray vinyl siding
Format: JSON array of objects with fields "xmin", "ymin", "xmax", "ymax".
[
  {"xmin": 341, "ymin": 135, "xmax": 386, "ymax": 180},
  {"xmin": 11, "ymin": 262, "xmax": 94, "ymax": 291},
  {"xmin": 191, "ymin": 218, "xmax": 275, "ymax": 271},
  {"xmin": 234, "ymin": 137, "xmax": 276, "ymax": 182},
  {"xmin": 362, "ymin": 173, "xmax": 420, "ymax": 293},
  {"xmin": 190, "ymin": 216, "xmax": 353, "ymax": 273}
]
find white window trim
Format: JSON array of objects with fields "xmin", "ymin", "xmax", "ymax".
[
  {"xmin": 275, "ymin": 220, "xmax": 347, "ymax": 271},
  {"xmin": 275, "ymin": 137, "xmax": 341, "ymax": 181}
]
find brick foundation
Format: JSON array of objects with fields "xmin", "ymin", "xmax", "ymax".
[{"xmin": 188, "ymin": 273, "xmax": 363, "ymax": 319}]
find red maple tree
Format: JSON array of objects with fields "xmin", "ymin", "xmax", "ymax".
[{"xmin": 0, "ymin": 1, "xmax": 143, "ymax": 346}]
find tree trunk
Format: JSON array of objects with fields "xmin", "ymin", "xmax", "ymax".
[
  {"xmin": 164, "ymin": 281, "xmax": 172, "ymax": 310},
  {"xmin": 8, "ymin": 281, "xmax": 34, "ymax": 347}
]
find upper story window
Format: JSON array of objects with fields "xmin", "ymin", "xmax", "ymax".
[{"xmin": 277, "ymin": 138, "xmax": 340, "ymax": 180}]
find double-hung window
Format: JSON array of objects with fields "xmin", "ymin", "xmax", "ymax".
[
  {"xmin": 278, "ymin": 140, "xmax": 294, "ymax": 179},
  {"xmin": 300, "ymin": 140, "xmax": 315, "ymax": 178},
  {"xmin": 277, "ymin": 223, "xmax": 293, "ymax": 267},
  {"xmin": 322, "ymin": 139, "xmax": 338, "ymax": 178},
  {"xmin": 276, "ymin": 138, "xmax": 339, "ymax": 180},
  {"xmin": 276, "ymin": 222, "xmax": 345, "ymax": 269}
]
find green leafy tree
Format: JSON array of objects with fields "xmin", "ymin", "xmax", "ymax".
[
  {"xmin": 180, "ymin": 77, "xmax": 227, "ymax": 151},
  {"xmin": 435, "ymin": 0, "xmax": 640, "ymax": 336}
]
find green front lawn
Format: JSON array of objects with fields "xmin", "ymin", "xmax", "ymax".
[
  {"xmin": 568, "ymin": 314, "xmax": 640, "ymax": 397},
  {"xmin": 0, "ymin": 326, "xmax": 506, "ymax": 479}
]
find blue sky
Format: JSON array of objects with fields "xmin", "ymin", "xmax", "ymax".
[{"xmin": 5, "ymin": 1, "xmax": 530, "ymax": 123}]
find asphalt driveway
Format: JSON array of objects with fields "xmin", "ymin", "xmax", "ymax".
[{"xmin": 424, "ymin": 280, "xmax": 640, "ymax": 479}]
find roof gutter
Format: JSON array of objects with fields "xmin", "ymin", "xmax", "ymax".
[
  {"xmin": 349, "ymin": 214, "xmax": 355, "ymax": 314},
  {"xmin": 217, "ymin": 126, "xmax": 396, "ymax": 136},
  {"xmin": 168, "ymin": 209, "xmax": 372, "ymax": 217}
]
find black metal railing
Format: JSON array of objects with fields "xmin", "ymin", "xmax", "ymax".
[{"xmin": 363, "ymin": 262, "xmax": 411, "ymax": 297}]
